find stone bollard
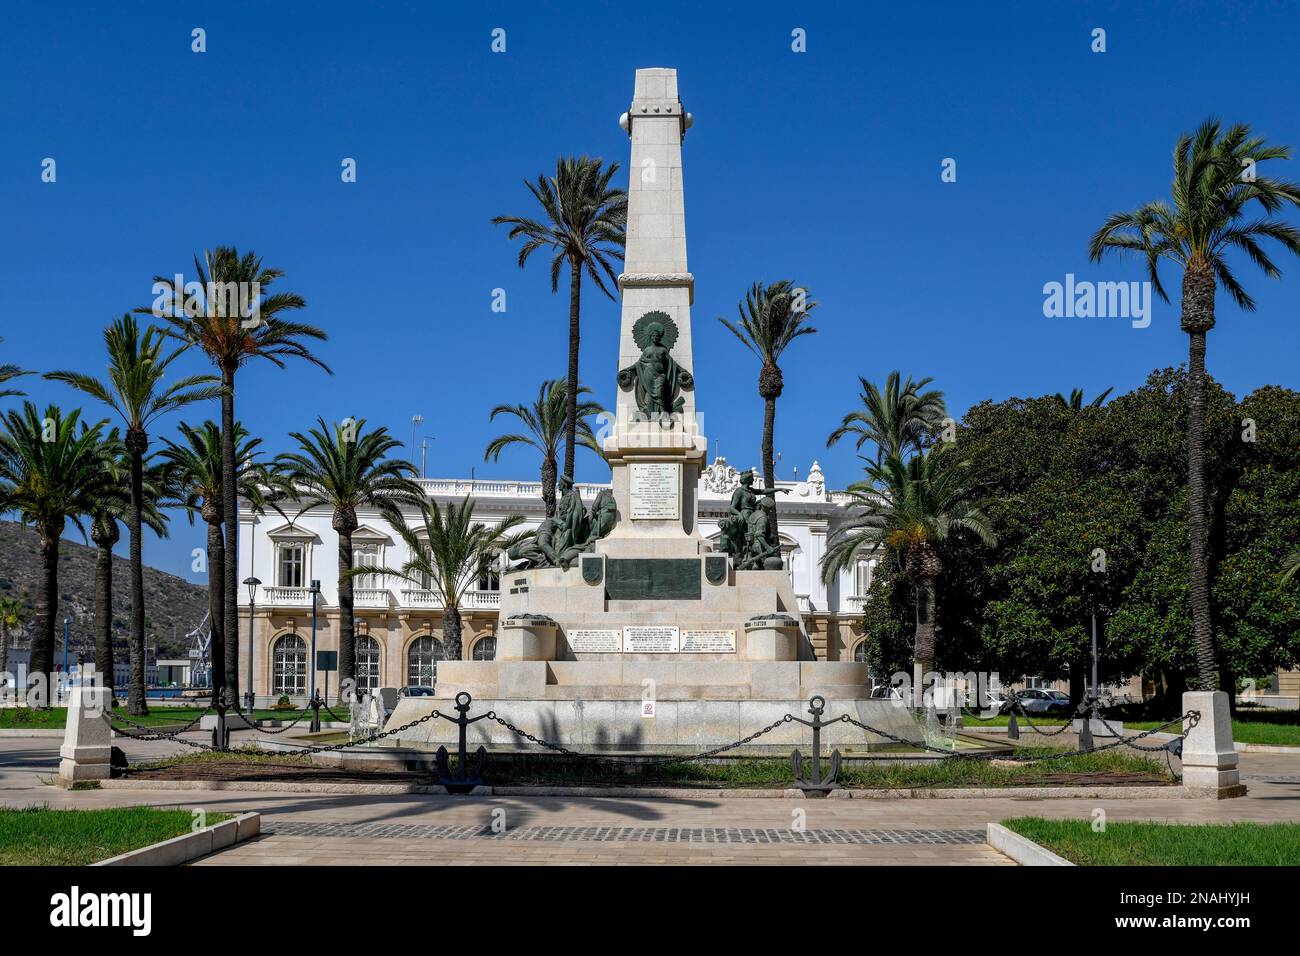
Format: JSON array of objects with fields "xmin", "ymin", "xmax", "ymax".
[
  {"xmin": 57, "ymin": 684, "xmax": 114, "ymax": 788},
  {"xmin": 1181, "ymin": 691, "xmax": 1246, "ymax": 799}
]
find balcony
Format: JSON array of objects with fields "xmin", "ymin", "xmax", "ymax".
[
  {"xmin": 399, "ymin": 588, "xmax": 501, "ymax": 611},
  {"xmin": 353, "ymin": 588, "xmax": 391, "ymax": 609},
  {"xmin": 261, "ymin": 586, "xmax": 313, "ymax": 608},
  {"xmin": 845, "ymin": 595, "xmax": 870, "ymax": 612}
]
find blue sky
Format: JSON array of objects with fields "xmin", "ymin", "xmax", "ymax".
[{"xmin": 2, "ymin": 1, "xmax": 1298, "ymax": 584}]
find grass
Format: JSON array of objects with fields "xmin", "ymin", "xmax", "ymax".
[
  {"xmin": 137, "ymin": 745, "xmax": 1172, "ymax": 789},
  {"xmin": 1002, "ymin": 818, "xmax": 1300, "ymax": 866},
  {"xmin": 0, "ymin": 705, "xmax": 332, "ymax": 730},
  {"xmin": 0, "ymin": 806, "xmax": 230, "ymax": 866},
  {"xmin": 962, "ymin": 709, "xmax": 1300, "ymax": 746}
]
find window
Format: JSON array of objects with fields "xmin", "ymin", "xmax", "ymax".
[
  {"xmin": 356, "ymin": 636, "xmax": 380, "ymax": 693},
  {"xmin": 272, "ymin": 634, "xmax": 308, "ymax": 696},
  {"xmin": 854, "ymin": 558, "xmax": 877, "ymax": 596},
  {"xmin": 477, "ymin": 571, "xmax": 500, "ymax": 592},
  {"xmin": 353, "ymin": 545, "xmax": 379, "ymax": 590},
  {"xmin": 853, "ymin": 640, "xmax": 869, "ymax": 663},
  {"xmin": 277, "ymin": 544, "xmax": 305, "ymax": 588},
  {"xmin": 471, "ymin": 636, "xmax": 497, "ymax": 661},
  {"xmin": 407, "ymin": 635, "xmax": 444, "ymax": 688}
]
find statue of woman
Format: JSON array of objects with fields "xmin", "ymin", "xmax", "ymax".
[{"xmin": 619, "ymin": 320, "xmax": 693, "ymax": 419}]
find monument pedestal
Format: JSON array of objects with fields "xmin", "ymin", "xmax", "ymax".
[
  {"xmin": 1181, "ymin": 691, "xmax": 1246, "ymax": 798},
  {"xmin": 57, "ymin": 685, "xmax": 113, "ymax": 787}
]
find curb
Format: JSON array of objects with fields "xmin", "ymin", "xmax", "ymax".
[
  {"xmin": 986, "ymin": 822, "xmax": 1075, "ymax": 866},
  {"xmin": 0, "ymin": 729, "xmax": 66, "ymax": 738},
  {"xmin": 93, "ymin": 812, "xmax": 261, "ymax": 866},
  {"xmin": 102, "ymin": 779, "xmax": 1185, "ymax": 799}
]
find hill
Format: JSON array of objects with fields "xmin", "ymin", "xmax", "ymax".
[{"xmin": 0, "ymin": 520, "xmax": 208, "ymax": 660}]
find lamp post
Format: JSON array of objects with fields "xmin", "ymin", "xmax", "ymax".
[
  {"xmin": 308, "ymin": 579, "xmax": 321, "ymax": 700},
  {"xmin": 243, "ymin": 576, "xmax": 260, "ymax": 716},
  {"xmin": 410, "ymin": 414, "xmax": 423, "ymax": 469}
]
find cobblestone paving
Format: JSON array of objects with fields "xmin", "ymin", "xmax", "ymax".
[{"xmin": 262, "ymin": 821, "xmax": 987, "ymax": 845}]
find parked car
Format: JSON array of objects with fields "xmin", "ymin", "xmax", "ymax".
[
  {"xmin": 400, "ymin": 685, "xmax": 436, "ymax": 698},
  {"xmin": 1001, "ymin": 688, "xmax": 1073, "ymax": 716}
]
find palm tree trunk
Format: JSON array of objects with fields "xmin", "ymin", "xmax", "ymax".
[
  {"xmin": 31, "ymin": 530, "xmax": 59, "ymax": 708},
  {"xmin": 912, "ymin": 576, "xmax": 937, "ymax": 706},
  {"xmin": 761, "ymin": 394, "xmax": 778, "ymax": 544},
  {"xmin": 207, "ymin": 520, "xmax": 225, "ymax": 709},
  {"xmin": 563, "ymin": 256, "xmax": 582, "ymax": 482},
  {"xmin": 94, "ymin": 543, "xmax": 114, "ymax": 698},
  {"xmin": 127, "ymin": 443, "xmax": 148, "ymax": 716},
  {"xmin": 441, "ymin": 605, "xmax": 463, "ymax": 663},
  {"xmin": 221, "ymin": 366, "xmax": 240, "ymax": 707},
  {"xmin": 0, "ymin": 621, "xmax": 9, "ymax": 697},
  {"xmin": 1182, "ymin": 260, "xmax": 1217, "ymax": 691},
  {"xmin": 338, "ymin": 530, "xmax": 355, "ymax": 704},
  {"xmin": 541, "ymin": 453, "xmax": 557, "ymax": 518}
]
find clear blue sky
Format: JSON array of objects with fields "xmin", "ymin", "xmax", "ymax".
[{"xmin": 3, "ymin": 1, "xmax": 1297, "ymax": 584}]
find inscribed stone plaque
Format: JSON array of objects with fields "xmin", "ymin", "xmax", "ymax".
[
  {"xmin": 680, "ymin": 629, "xmax": 736, "ymax": 653},
  {"xmin": 606, "ymin": 558, "xmax": 701, "ymax": 601},
  {"xmin": 630, "ymin": 462, "xmax": 680, "ymax": 520},
  {"xmin": 568, "ymin": 628, "xmax": 622, "ymax": 653},
  {"xmin": 624, "ymin": 625, "xmax": 680, "ymax": 653}
]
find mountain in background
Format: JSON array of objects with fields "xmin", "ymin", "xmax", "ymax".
[{"xmin": 0, "ymin": 520, "xmax": 208, "ymax": 660}]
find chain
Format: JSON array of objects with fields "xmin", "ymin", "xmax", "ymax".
[
  {"xmin": 109, "ymin": 706, "xmax": 213, "ymax": 737},
  {"xmin": 248, "ymin": 709, "xmax": 313, "ymax": 735}
]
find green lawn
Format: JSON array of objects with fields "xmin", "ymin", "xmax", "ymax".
[
  {"xmin": 0, "ymin": 706, "xmax": 330, "ymax": 730},
  {"xmin": 0, "ymin": 807, "xmax": 230, "ymax": 866},
  {"xmin": 1002, "ymin": 818, "xmax": 1300, "ymax": 866},
  {"xmin": 963, "ymin": 709, "xmax": 1300, "ymax": 746}
]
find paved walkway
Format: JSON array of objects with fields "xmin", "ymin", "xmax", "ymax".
[{"xmin": 3, "ymin": 734, "xmax": 1298, "ymax": 865}]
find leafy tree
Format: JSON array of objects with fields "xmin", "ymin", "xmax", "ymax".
[
  {"xmin": 493, "ymin": 156, "xmax": 626, "ymax": 483},
  {"xmin": 47, "ymin": 314, "xmax": 218, "ymax": 714},
  {"xmin": 147, "ymin": 248, "xmax": 328, "ymax": 705},
  {"xmin": 1090, "ymin": 119, "xmax": 1300, "ymax": 689},
  {"xmin": 484, "ymin": 379, "xmax": 605, "ymax": 517},
  {"xmin": 718, "ymin": 280, "xmax": 818, "ymax": 540},
  {"xmin": 274, "ymin": 418, "xmax": 421, "ymax": 699},
  {"xmin": 0, "ymin": 404, "xmax": 111, "ymax": 707},
  {"xmin": 0, "ymin": 597, "xmax": 25, "ymax": 696}
]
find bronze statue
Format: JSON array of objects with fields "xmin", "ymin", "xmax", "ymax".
[
  {"xmin": 717, "ymin": 472, "xmax": 787, "ymax": 570},
  {"xmin": 505, "ymin": 483, "xmax": 617, "ymax": 571},
  {"xmin": 618, "ymin": 311, "xmax": 693, "ymax": 421}
]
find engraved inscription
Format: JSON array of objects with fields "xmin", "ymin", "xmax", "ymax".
[
  {"xmin": 630, "ymin": 461, "xmax": 680, "ymax": 520},
  {"xmin": 680, "ymin": 629, "xmax": 736, "ymax": 653},
  {"xmin": 623, "ymin": 625, "xmax": 680, "ymax": 653}
]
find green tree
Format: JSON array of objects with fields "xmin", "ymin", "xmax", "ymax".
[
  {"xmin": 1089, "ymin": 119, "xmax": 1300, "ymax": 689},
  {"xmin": 160, "ymin": 421, "xmax": 267, "ymax": 704},
  {"xmin": 0, "ymin": 404, "xmax": 111, "ymax": 707},
  {"xmin": 85, "ymin": 431, "xmax": 171, "ymax": 699},
  {"xmin": 274, "ymin": 418, "xmax": 421, "ymax": 699},
  {"xmin": 827, "ymin": 370, "xmax": 946, "ymax": 464},
  {"xmin": 822, "ymin": 450, "xmax": 996, "ymax": 696},
  {"xmin": 484, "ymin": 379, "xmax": 605, "ymax": 517},
  {"xmin": 357, "ymin": 497, "xmax": 523, "ymax": 661},
  {"xmin": 1053, "ymin": 387, "xmax": 1113, "ymax": 411},
  {"xmin": 718, "ymin": 280, "xmax": 818, "ymax": 540},
  {"xmin": 47, "ymin": 314, "xmax": 218, "ymax": 714},
  {"xmin": 0, "ymin": 597, "xmax": 25, "ymax": 697},
  {"xmin": 493, "ymin": 156, "xmax": 626, "ymax": 483},
  {"xmin": 147, "ymin": 248, "xmax": 329, "ymax": 706}
]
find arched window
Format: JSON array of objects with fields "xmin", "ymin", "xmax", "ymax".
[
  {"xmin": 471, "ymin": 636, "xmax": 497, "ymax": 661},
  {"xmin": 407, "ymin": 635, "xmax": 444, "ymax": 688},
  {"xmin": 356, "ymin": 636, "xmax": 380, "ymax": 693},
  {"xmin": 272, "ymin": 634, "xmax": 308, "ymax": 696},
  {"xmin": 853, "ymin": 640, "xmax": 869, "ymax": 663}
]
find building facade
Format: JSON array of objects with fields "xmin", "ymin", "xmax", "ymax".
[{"xmin": 236, "ymin": 457, "xmax": 881, "ymax": 705}]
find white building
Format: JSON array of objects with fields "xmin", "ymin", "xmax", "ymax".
[{"xmin": 236, "ymin": 457, "xmax": 879, "ymax": 705}]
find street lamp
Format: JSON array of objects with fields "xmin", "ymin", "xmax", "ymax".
[
  {"xmin": 243, "ymin": 576, "xmax": 261, "ymax": 716},
  {"xmin": 308, "ymin": 579, "xmax": 321, "ymax": 700}
]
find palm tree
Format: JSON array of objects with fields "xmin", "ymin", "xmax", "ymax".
[
  {"xmin": 357, "ymin": 497, "xmax": 523, "ymax": 662},
  {"xmin": 1281, "ymin": 550, "xmax": 1300, "ymax": 585},
  {"xmin": 0, "ymin": 597, "xmax": 25, "ymax": 699},
  {"xmin": 146, "ymin": 247, "xmax": 329, "ymax": 706},
  {"xmin": 0, "ymin": 404, "xmax": 110, "ymax": 707},
  {"xmin": 0, "ymin": 337, "xmax": 29, "ymax": 400},
  {"xmin": 1053, "ymin": 387, "xmax": 1114, "ymax": 411},
  {"xmin": 492, "ymin": 156, "xmax": 627, "ymax": 483},
  {"xmin": 160, "ymin": 421, "xmax": 267, "ymax": 706},
  {"xmin": 1090, "ymin": 119, "xmax": 1300, "ymax": 690},
  {"xmin": 47, "ymin": 314, "xmax": 218, "ymax": 715},
  {"xmin": 827, "ymin": 371, "xmax": 947, "ymax": 464},
  {"xmin": 485, "ymin": 379, "xmax": 605, "ymax": 516},
  {"xmin": 274, "ymin": 418, "xmax": 421, "ymax": 699},
  {"xmin": 718, "ymin": 280, "xmax": 819, "ymax": 540},
  {"xmin": 821, "ymin": 450, "xmax": 996, "ymax": 697},
  {"xmin": 85, "ymin": 432, "xmax": 171, "ymax": 700}
]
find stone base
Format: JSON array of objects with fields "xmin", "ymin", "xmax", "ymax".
[
  {"xmin": 1180, "ymin": 690, "xmax": 1244, "ymax": 798},
  {"xmin": 57, "ymin": 751, "xmax": 112, "ymax": 787},
  {"xmin": 382, "ymin": 696, "xmax": 922, "ymax": 754}
]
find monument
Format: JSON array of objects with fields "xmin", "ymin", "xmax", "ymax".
[{"xmin": 384, "ymin": 68, "xmax": 917, "ymax": 752}]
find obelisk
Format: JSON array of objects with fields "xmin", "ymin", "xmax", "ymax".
[{"xmin": 601, "ymin": 68, "xmax": 707, "ymax": 555}]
